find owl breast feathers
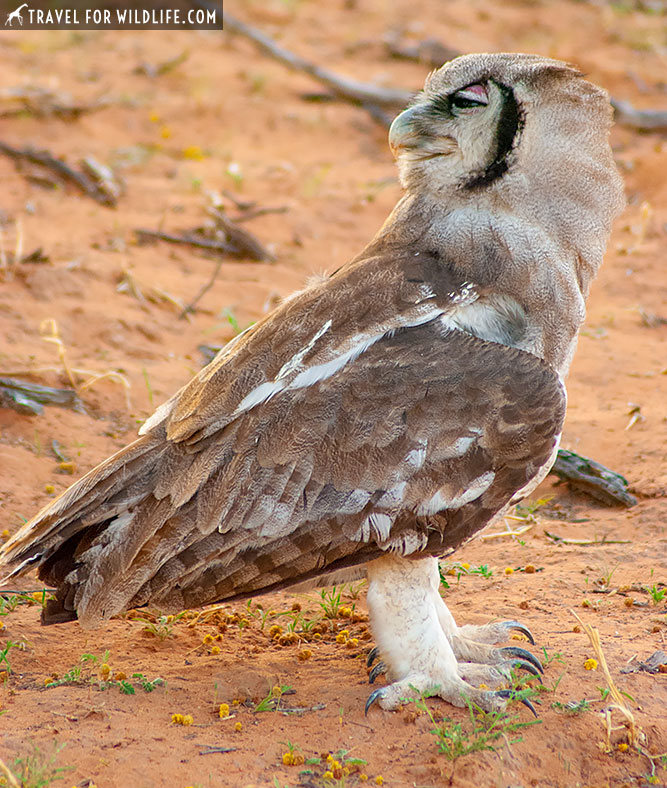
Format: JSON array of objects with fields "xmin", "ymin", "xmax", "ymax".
[{"xmin": 0, "ymin": 53, "xmax": 624, "ymax": 645}]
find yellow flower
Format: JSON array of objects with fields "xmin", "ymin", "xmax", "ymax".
[
  {"xmin": 297, "ymin": 649, "xmax": 312, "ymax": 661},
  {"xmin": 269, "ymin": 625, "xmax": 282, "ymax": 638},
  {"xmin": 504, "ymin": 567, "xmax": 514, "ymax": 575},
  {"xmin": 359, "ymin": 775, "xmax": 368, "ymax": 782},
  {"xmin": 160, "ymin": 126, "xmax": 172, "ymax": 139},
  {"xmin": 584, "ymin": 658, "xmax": 598, "ymax": 671},
  {"xmin": 0, "ymin": 529, "xmax": 10, "ymax": 541},
  {"xmin": 375, "ymin": 777, "xmax": 384, "ymax": 786},
  {"xmin": 460, "ymin": 562, "xmax": 470, "ymax": 570},
  {"xmin": 271, "ymin": 685, "xmax": 282, "ymax": 697},
  {"xmin": 203, "ymin": 633, "xmax": 214, "ymax": 644},
  {"xmin": 219, "ymin": 703, "xmax": 230, "ymax": 718},
  {"xmin": 182, "ymin": 145, "xmax": 205, "ymax": 161},
  {"xmin": 182, "ymin": 714, "xmax": 194, "ymax": 726},
  {"xmin": 210, "ymin": 646, "xmax": 221, "ymax": 655},
  {"xmin": 114, "ymin": 671, "xmax": 127, "ymax": 681},
  {"xmin": 346, "ymin": 638, "xmax": 359, "ymax": 648},
  {"xmin": 100, "ymin": 663, "xmax": 111, "ymax": 679},
  {"xmin": 45, "ymin": 484, "xmax": 55, "ymax": 494},
  {"xmin": 234, "ymin": 721, "xmax": 242, "ymax": 731},
  {"xmin": 339, "ymin": 606, "xmax": 352, "ymax": 618},
  {"xmin": 171, "ymin": 713, "xmax": 184, "ymax": 724},
  {"xmin": 149, "ymin": 112, "xmax": 160, "ymax": 123},
  {"xmin": 323, "ymin": 771, "xmax": 334, "ymax": 780},
  {"xmin": 617, "ymin": 742, "xmax": 628, "ymax": 752},
  {"xmin": 0, "ymin": 621, "xmax": 5, "ymax": 632},
  {"xmin": 282, "ymin": 751, "xmax": 294, "ymax": 766},
  {"xmin": 335, "ymin": 633, "xmax": 347, "ymax": 644}
]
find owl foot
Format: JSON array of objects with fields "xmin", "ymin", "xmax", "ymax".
[
  {"xmin": 365, "ymin": 680, "xmax": 536, "ymax": 716},
  {"xmin": 366, "ymin": 647, "xmax": 540, "ymax": 685},
  {"xmin": 365, "ymin": 555, "xmax": 541, "ymax": 715}
]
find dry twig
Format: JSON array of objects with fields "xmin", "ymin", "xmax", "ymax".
[
  {"xmin": 611, "ymin": 98, "xmax": 667, "ymax": 132},
  {"xmin": 0, "ymin": 141, "xmax": 119, "ymax": 207},
  {"xmin": 0, "ymin": 85, "xmax": 111, "ymax": 120}
]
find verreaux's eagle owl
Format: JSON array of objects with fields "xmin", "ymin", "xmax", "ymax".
[{"xmin": 0, "ymin": 53, "xmax": 624, "ymax": 712}]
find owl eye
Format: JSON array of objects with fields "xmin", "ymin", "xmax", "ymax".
[{"xmin": 450, "ymin": 83, "xmax": 489, "ymax": 111}]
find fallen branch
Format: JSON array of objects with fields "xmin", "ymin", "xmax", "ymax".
[
  {"xmin": 0, "ymin": 376, "xmax": 82, "ymax": 416},
  {"xmin": 0, "ymin": 141, "xmax": 118, "ymax": 207},
  {"xmin": 550, "ymin": 449, "xmax": 637, "ymax": 507},
  {"xmin": 219, "ymin": 9, "xmax": 413, "ymax": 108},
  {"xmin": 135, "ymin": 228, "xmax": 236, "ymax": 255},
  {"xmin": 611, "ymin": 98, "xmax": 667, "ymax": 132}
]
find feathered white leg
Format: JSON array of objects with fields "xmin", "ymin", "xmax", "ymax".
[{"xmin": 365, "ymin": 555, "xmax": 539, "ymax": 713}]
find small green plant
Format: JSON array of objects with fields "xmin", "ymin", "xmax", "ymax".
[
  {"xmin": 319, "ymin": 587, "xmax": 343, "ymax": 619},
  {"xmin": 469, "ymin": 564, "xmax": 493, "ymax": 579},
  {"xmin": 541, "ymin": 646, "xmax": 565, "ymax": 667},
  {"xmin": 7, "ymin": 742, "xmax": 72, "ymax": 788},
  {"xmin": 137, "ymin": 612, "xmax": 185, "ymax": 640},
  {"xmin": 44, "ymin": 651, "xmax": 164, "ymax": 695},
  {"xmin": 254, "ymin": 684, "xmax": 292, "ymax": 713},
  {"xmin": 513, "ymin": 495, "xmax": 553, "ymax": 521},
  {"xmin": 648, "ymin": 584, "xmax": 666, "ymax": 605},
  {"xmin": 412, "ymin": 690, "xmax": 540, "ymax": 765},
  {"xmin": 344, "ymin": 580, "xmax": 367, "ymax": 600},
  {"xmin": 552, "ymin": 698, "xmax": 591, "ymax": 714},
  {"xmin": 0, "ymin": 639, "xmax": 24, "ymax": 675},
  {"xmin": 0, "ymin": 591, "xmax": 52, "ymax": 615}
]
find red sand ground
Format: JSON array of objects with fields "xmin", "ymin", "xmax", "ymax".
[{"xmin": 0, "ymin": 2, "xmax": 665, "ymax": 786}]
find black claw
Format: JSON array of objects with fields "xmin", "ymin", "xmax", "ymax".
[
  {"xmin": 366, "ymin": 646, "xmax": 380, "ymax": 668},
  {"xmin": 500, "ymin": 658, "xmax": 541, "ymax": 678},
  {"xmin": 496, "ymin": 688, "xmax": 538, "ymax": 718},
  {"xmin": 503, "ymin": 620, "xmax": 535, "ymax": 645},
  {"xmin": 499, "ymin": 646, "xmax": 543, "ymax": 674},
  {"xmin": 368, "ymin": 661, "xmax": 386, "ymax": 685},
  {"xmin": 365, "ymin": 688, "xmax": 385, "ymax": 716}
]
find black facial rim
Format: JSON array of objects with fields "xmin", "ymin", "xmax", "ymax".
[{"xmin": 464, "ymin": 79, "xmax": 524, "ymax": 189}]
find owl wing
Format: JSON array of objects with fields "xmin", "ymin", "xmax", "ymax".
[{"xmin": 0, "ymin": 251, "xmax": 565, "ymax": 625}]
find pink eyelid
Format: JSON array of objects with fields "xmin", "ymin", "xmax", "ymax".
[{"xmin": 457, "ymin": 84, "xmax": 489, "ymax": 103}]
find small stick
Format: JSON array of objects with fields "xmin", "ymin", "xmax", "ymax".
[
  {"xmin": 198, "ymin": 746, "xmax": 237, "ymax": 756},
  {"xmin": 231, "ymin": 205, "xmax": 289, "ymax": 223},
  {"xmin": 0, "ymin": 141, "xmax": 117, "ymax": 206},
  {"xmin": 180, "ymin": 259, "xmax": 223, "ymax": 319},
  {"xmin": 544, "ymin": 531, "xmax": 630, "ymax": 546},
  {"xmin": 209, "ymin": 208, "xmax": 275, "ymax": 261},
  {"xmin": 135, "ymin": 228, "xmax": 236, "ymax": 254}
]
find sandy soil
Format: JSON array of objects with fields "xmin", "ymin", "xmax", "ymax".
[{"xmin": 0, "ymin": 2, "xmax": 666, "ymax": 786}]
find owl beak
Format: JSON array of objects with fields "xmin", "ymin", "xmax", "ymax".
[{"xmin": 389, "ymin": 105, "xmax": 425, "ymax": 157}]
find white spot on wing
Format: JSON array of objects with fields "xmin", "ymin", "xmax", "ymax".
[
  {"xmin": 234, "ymin": 380, "xmax": 286, "ymax": 415},
  {"xmin": 405, "ymin": 441, "xmax": 428, "ymax": 470},
  {"xmin": 417, "ymin": 471, "xmax": 495, "ymax": 515},
  {"xmin": 275, "ymin": 319, "xmax": 332, "ymax": 381}
]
